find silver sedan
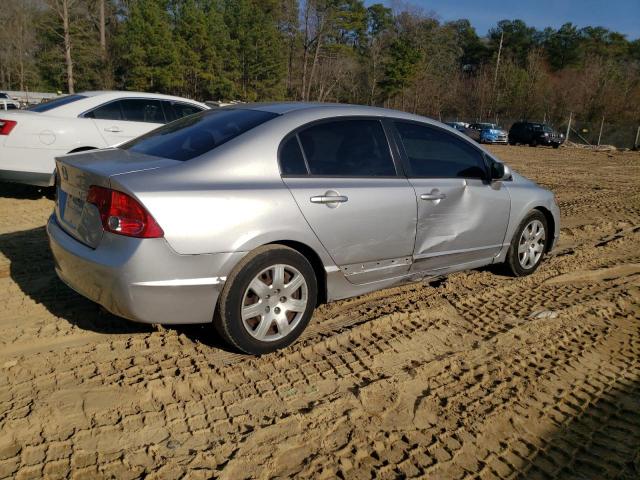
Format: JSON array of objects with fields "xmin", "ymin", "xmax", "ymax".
[{"xmin": 47, "ymin": 103, "xmax": 560, "ymax": 354}]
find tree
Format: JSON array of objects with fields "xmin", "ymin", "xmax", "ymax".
[
  {"xmin": 489, "ymin": 19, "xmax": 537, "ymax": 66},
  {"xmin": 223, "ymin": 0, "xmax": 287, "ymax": 101},
  {"xmin": 545, "ymin": 23, "xmax": 581, "ymax": 70},
  {"xmin": 116, "ymin": 0, "xmax": 181, "ymax": 93},
  {"xmin": 46, "ymin": 0, "xmax": 78, "ymax": 93}
]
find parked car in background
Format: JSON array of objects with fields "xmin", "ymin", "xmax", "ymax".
[
  {"xmin": 0, "ymin": 91, "xmax": 208, "ymax": 186},
  {"xmin": 445, "ymin": 121, "xmax": 468, "ymax": 132},
  {"xmin": 509, "ymin": 122, "xmax": 563, "ymax": 148},
  {"xmin": 48, "ymin": 103, "xmax": 559, "ymax": 354},
  {"xmin": 0, "ymin": 92, "xmax": 20, "ymax": 110},
  {"xmin": 465, "ymin": 123, "xmax": 508, "ymax": 144}
]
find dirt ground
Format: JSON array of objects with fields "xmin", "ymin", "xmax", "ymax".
[{"xmin": 0, "ymin": 146, "xmax": 638, "ymax": 480}]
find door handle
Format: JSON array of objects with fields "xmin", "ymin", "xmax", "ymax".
[
  {"xmin": 420, "ymin": 193, "xmax": 446, "ymax": 201},
  {"xmin": 310, "ymin": 195, "xmax": 348, "ymax": 204},
  {"xmin": 104, "ymin": 126, "xmax": 122, "ymax": 133}
]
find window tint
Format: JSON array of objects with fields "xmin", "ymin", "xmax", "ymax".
[
  {"xmin": 121, "ymin": 109, "xmax": 278, "ymax": 161},
  {"xmin": 279, "ymin": 136, "xmax": 307, "ymax": 175},
  {"xmin": 162, "ymin": 101, "xmax": 203, "ymax": 122},
  {"xmin": 29, "ymin": 94, "xmax": 87, "ymax": 112},
  {"xmin": 120, "ymin": 99, "xmax": 165, "ymax": 123},
  {"xmin": 297, "ymin": 120, "xmax": 395, "ymax": 177},
  {"xmin": 395, "ymin": 122, "xmax": 486, "ymax": 179},
  {"xmin": 174, "ymin": 103, "xmax": 202, "ymax": 120},
  {"xmin": 84, "ymin": 101, "xmax": 122, "ymax": 120}
]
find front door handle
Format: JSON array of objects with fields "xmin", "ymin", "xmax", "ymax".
[
  {"xmin": 420, "ymin": 192, "xmax": 446, "ymax": 201},
  {"xmin": 104, "ymin": 126, "xmax": 122, "ymax": 133},
  {"xmin": 310, "ymin": 195, "xmax": 348, "ymax": 204}
]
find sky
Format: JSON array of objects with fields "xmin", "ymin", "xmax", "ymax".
[{"xmin": 376, "ymin": 0, "xmax": 640, "ymax": 39}]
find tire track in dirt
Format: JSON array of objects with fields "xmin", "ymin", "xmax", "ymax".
[{"xmin": 1, "ymin": 147, "xmax": 639, "ymax": 478}]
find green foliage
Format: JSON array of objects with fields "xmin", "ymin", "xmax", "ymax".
[
  {"xmin": 221, "ymin": 0, "xmax": 287, "ymax": 101},
  {"xmin": 116, "ymin": 0, "xmax": 181, "ymax": 93},
  {"xmin": 545, "ymin": 23, "xmax": 582, "ymax": 70},
  {"xmin": 1, "ymin": 1, "xmax": 638, "ymax": 129}
]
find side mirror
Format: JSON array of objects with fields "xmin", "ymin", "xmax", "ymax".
[{"xmin": 491, "ymin": 161, "xmax": 512, "ymax": 181}]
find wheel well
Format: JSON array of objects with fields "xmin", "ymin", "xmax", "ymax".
[
  {"xmin": 534, "ymin": 207, "xmax": 555, "ymax": 252},
  {"xmin": 268, "ymin": 240, "xmax": 327, "ymax": 306},
  {"xmin": 68, "ymin": 146, "xmax": 97, "ymax": 154}
]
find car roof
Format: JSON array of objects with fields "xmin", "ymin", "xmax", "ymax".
[
  {"xmin": 233, "ymin": 101, "xmax": 424, "ymax": 119},
  {"xmin": 79, "ymin": 90, "xmax": 204, "ymax": 103},
  {"xmin": 29, "ymin": 91, "xmax": 209, "ymax": 117}
]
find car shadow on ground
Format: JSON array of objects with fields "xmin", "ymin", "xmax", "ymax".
[
  {"xmin": 0, "ymin": 182, "xmax": 54, "ymax": 200},
  {"xmin": 0, "ymin": 225, "xmax": 240, "ymax": 352},
  {"xmin": 0, "ymin": 226, "xmax": 152, "ymax": 335}
]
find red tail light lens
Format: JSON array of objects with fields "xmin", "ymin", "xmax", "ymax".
[
  {"xmin": 0, "ymin": 119, "xmax": 16, "ymax": 135},
  {"xmin": 86, "ymin": 186, "xmax": 164, "ymax": 238}
]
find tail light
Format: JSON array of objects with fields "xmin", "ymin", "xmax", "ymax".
[
  {"xmin": 86, "ymin": 186, "xmax": 164, "ymax": 238},
  {"xmin": 0, "ymin": 119, "xmax": 16, "ymax": 135}
]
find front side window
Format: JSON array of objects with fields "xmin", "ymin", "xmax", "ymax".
[
  {"xmin": 394, "ymin": 121, "xmax": 486, "ymax": 179},
  {"xmin": 84, "ymin": 101, "xmax": 123, "ymax": 120},
  {"xmin": 121, "ymin": 108, "xmax": 278, "ymax": 161},
  {"xmin": 296, "ymin": 119, "xmax": 396, "ymax": 177},
  {"xmin": 120, "ymin": 99, "xmax": 165, "ymax": 123}
]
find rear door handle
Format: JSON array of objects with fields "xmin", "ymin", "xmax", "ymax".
[
  {"xmin": 104, "ymin": 126, "xmax": 122, "ymax": 133},
  {"xmin": 420, "ymin": 193, "xmax": 446, "ymax": 201},
  {"xmin": 310, "ymin": 195, "xmax": 348, "ymax": 204}
]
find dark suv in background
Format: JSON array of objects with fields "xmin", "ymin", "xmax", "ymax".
[{"xmin": 509, "ymin": 122, "xmax": 563, "ymax": 148}]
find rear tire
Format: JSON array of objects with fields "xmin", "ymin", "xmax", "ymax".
[
  {"xmin": 529, "ymin": 140, "xmax": 537, "ymax": 147},
  {"xmin": 504, "ymin": 210, "xmax": 548, "ymax": 277},
  {"xmin": 214, "ymin": 245, "xmax": 317, "ymax": 355}
]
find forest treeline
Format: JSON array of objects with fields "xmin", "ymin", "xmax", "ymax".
[{"xmin": 1, "ymin": 0, "xmax": 639, "ymax": 128}]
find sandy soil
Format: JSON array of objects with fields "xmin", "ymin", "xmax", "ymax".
[{"xmin": 0, "ymin": 146, "xmax": 639, "ymax": 479}]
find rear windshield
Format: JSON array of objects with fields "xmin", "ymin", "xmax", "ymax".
[
  {"xmin": 28, "ymin": 94, "xmax": 87, "ymax": 112},
  {"xmin": 121, "ymin": 109, "xmax": 278, "ymax": 161}
]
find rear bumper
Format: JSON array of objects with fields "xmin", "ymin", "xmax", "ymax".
[
  {"xmin": 482, "ymin": 138, "xmax": 508, "ymax": 144},
  {"xmin": 47, "ymin": 214, "xmax": 246, "ymax": 324}
]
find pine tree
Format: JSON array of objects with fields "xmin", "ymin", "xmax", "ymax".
[{"xmin": 117, "ymin": 0, "xmax": 181, "ymax": 93}]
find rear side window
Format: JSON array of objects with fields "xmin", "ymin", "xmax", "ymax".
[
  {"xmin": 279, "ymin": 136, "xmax": 307, "ymax": 175},
  {"xmin": 121, "ymin": 109, "xmax": 278, "ymax": 161},
  {"xmin": 297, "ymin": 120, "xmax": 396, "ymax": 177},
  {"xmin": 28, "ymin": 94, "xmax": 87, "ymax": 112},
  {"xmin": 120, "ymin": 99, "xmax": 165, "ymax": 123},
  {"xmin": 163, "ymin": 102, "xmax": 203, "ymax": 122},
  {"xmin": 395, "ymin": 121, "xmax": 486, "ymax": 179},
  {"xmin": 84, "ymin": 101, "xmax": 123, "ymax": 120}
]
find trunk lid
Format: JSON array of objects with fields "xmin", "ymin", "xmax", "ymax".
[{"xmin": 55, "ymin": 148, "xmax": 179, "ymax": 248}]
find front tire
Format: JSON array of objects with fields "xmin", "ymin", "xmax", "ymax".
[
  {"xmin": 214, "ymin": 245, "xmax": 317, "ymax": 355},
  {"xmin": 505, "ymin": 211, "xmax": 548, "ymax": 277}
]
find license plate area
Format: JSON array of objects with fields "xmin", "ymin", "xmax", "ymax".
[{"xmin": 63, "ymin": 194, "xmax": 84, "ymax": 227}]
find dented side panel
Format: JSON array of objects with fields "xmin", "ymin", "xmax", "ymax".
[{"xmin": 409, "ymin": 178, "xmax": 511, "ymax": 271}]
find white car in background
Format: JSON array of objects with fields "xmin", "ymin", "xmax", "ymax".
[
  {"xmin": 0, "ymin": 93, "xmax": 20, "ymax": 110},
  {"xmin": 0, "ymin": 91, "xmax": 208, "ymax": 186}
]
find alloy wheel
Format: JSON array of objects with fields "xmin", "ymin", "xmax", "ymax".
[
  {"xmin": 241, "ymin": 264, "xmax": 308, "ymax": 342},
  {"xmin": 518, "ymin": 219, "xmax": 546, "ymax": 269}
]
